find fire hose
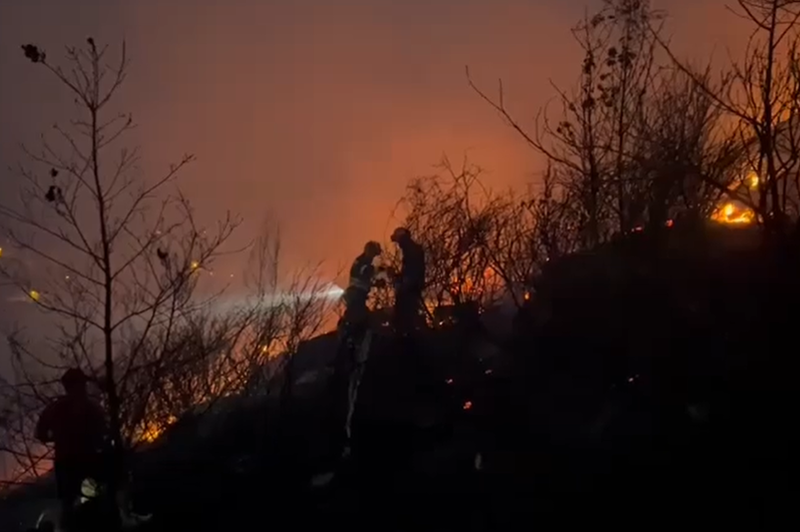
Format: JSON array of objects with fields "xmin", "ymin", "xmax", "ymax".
[{"xmin": 341, "ymin": 326, "xmax": 373, "ymax": 456}]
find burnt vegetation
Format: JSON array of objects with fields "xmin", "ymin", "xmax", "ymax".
[{"xmin": 2, "ymin": 0, "xmax": 800, "ymax": 530}]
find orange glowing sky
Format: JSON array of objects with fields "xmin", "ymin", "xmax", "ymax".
[
  {"xmin": 0, "ymin": 2, "xmax": 757, "ymax": 479},
  {"xmin": 0, "ymin": 0, "xmax": 763, "ymax": 483},
  {"xmin": 0, "ymin": 0, "xmax": 747, "ymax": 279}
]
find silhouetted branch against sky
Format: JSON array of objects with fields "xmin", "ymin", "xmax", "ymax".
[
  {"xmin": 0, "ymin": 37, "xmax": 349, "ymax": 481},
  {"xmin": 650, "ymin": 0, "xmax": 800, "ymax": 230},
  {"xmin": 0, "ymin": 38, "xmax": 242, "ymax": 475},
  {"xmin": 466, "ymin": 0, "xmax": 765, "ymax": 247}
]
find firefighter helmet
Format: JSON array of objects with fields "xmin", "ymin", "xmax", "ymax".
[
  {"xmin": 364, "ymin": 241, "xmax": 382, "ymax": 256},
  {"xmin": 390, "ymin": 227, "xmax": 410, "ymax": 243}
]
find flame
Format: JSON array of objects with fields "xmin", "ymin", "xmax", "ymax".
[
  {"xmin": 190, "ymin": 260, "xmax": 200, "ymax": 271},
  {"xmin": 139, "ymin": 415, "xmax": 177, "ymax": 443},
  {"xmin": 746, "ymin": 172, "xmax": 759, "ymax": 189},
  {"xmin": 29, "ymin": 289, "xmax": 40, "ymax": 302},
  {"xmin": 140, "ymin": 426, "xmax": 159, "ymax": 443},
  {"xmin": 710, "ymin": 202, "xmax": 755, "ymax": 225},
  {"xmin": 708, "ymin": 169, "xmax": 759, "ymax": 225},
  {"xmin": 448, "ymin": 266, "xmax": 499, "ymax": 300}
]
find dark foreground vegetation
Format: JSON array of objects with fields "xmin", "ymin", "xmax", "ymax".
[{"xmin": 5, "ymin": 221, "xmax": 799, "ymax": 531}]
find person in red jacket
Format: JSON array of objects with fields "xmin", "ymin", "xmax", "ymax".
[{"xmin": 36, "ymin": 368, "xmax": 106, "ymax": 530}]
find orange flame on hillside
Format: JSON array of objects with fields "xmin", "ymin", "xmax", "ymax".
[
  {"xmin": 711, "ymin": 202, "xmax": 755, "ymax": 225},
  {"xmin": 138, "ymin": 415, "xmax": 178, "ymax": 444},
  {"xmin": 710, "ymin": 171, "xmax": 759, "ymax": 225}
]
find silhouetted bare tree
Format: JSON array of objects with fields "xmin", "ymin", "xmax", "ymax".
[
  {"xmin": 633, "ymin": 67, "xmax": 742, "ymax": 229},
  {"xmin": 0, "ymin": 39, "xmax": 238, "ymax": 491},
  {"xmin": 469, "ymin": 1, "xmax": 665, "ymax": 241},
  {"xmin": 468, "ymin": 0, "xmax": 736, "ymax": 250},
  {"xmin": 655, "ymin": 0, "xmax": 800, "ymax": 240},
  {"xmin": 393, "ymin": 156, "xmax": 507, "ymax": 320},
  {"xmin": 0, "ymin": 214, "xmax": 334, "ymax": 490}
]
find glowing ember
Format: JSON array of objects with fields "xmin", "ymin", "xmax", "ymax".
[
  {"xmin": 29, "ymin": 289, "xmax": 40, "ymax": 302},
  {"xmin": 463, "ymin": 400, "xmax": 473, "ymax": 410},
  {"xmin": 190, "ymin": 260, "xmax": 200, "ymax": 271}
]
